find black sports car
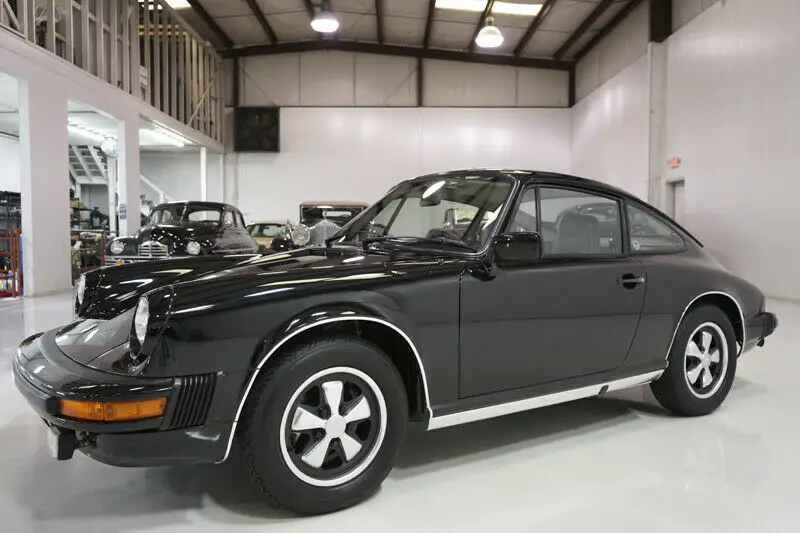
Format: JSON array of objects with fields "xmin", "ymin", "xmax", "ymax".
[
  {"xmin": 105, "ymin": 201, "xmax": 259, "ymax": 264},
  {"xmin": 14, "ymin": 170, "xmax": 777, "ymax": 514}
]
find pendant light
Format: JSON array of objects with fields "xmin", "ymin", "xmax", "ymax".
[
  {"xmin": 475, "ymin": 16, "xmax": 504, "ymax": 48},
  {"xmin": 311, "ymin": 0, "xmax": 339, "ymax": 33}
]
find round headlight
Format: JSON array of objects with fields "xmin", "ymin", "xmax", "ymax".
[
  {"xmin": 292, "ymin": 224, "xmax": 310, "ymax": 247},
  {"xmin": 76, "ymin": 274, "xmax": 86, "ymax": 305},
  {"xmin": 134, "ymin": 297, "xmax": 150, "ymax": 345},
  {"xmin": 110, "ymin": 240, "xmax": 125, "ymax": 255},
  {"xmin": 186, "ymin": 241, "xmax": 202, "ymax": 256}
]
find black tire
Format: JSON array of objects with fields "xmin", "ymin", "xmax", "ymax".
[
  {"xmin": 237, "ymin": 336, "xmax": 407, "ymax": 514},
  {"xmin": 651, "ymin": 305, "xmax": 737, "ymax": 416}
]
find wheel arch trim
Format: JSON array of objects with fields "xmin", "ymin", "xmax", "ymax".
[
  {"xmin": 218, "ymin": 316, "xmax": 431, "ymax": 463},
  {"xmin": 665, "ymin": 290, "xmax": 745, "ymax": 360}
]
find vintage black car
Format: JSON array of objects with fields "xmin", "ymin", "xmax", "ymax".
[
  {"xmin": 105, "ymin": 201, "xmax": 259, "ymax": 264},
  {"xmin": 14, "ymin": 170, "xmax": 777, "ymax": 515}
]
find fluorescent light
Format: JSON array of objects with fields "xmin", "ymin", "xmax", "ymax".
[
  {"xmin": 68, "ymin": 123, "xmax": 105, "ymax": 143},
  {"xmin": 494, "ymin": 2, "xmax": 542, "ymax": 16},
  {"xmin": 138, "ymin": 0, "xmax": 190, "ymax": 10},
  {"xmin": 435, "ymin": 0, "xmax": 542, "ymax": 16},
  {"xmin": 141, "ymin": 127, "xmax": 186, "ymax": 147}
]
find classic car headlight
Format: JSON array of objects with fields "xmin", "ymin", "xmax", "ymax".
[
  {"xmin": 109, "ymin": 240, "xmax": 126, "ymax": 255},
  {"xmin": 75, "ymin": 274, "xmax": 86, "ymax": 305},
  {"xmin": 186, "ymin": 241, "xmax": 202, "ymax": 255},
  {"xmin": 134, "ymin": 296, "xmax": 150, "ymax": 345},
  {"xmin": 292, "ymin": 224, "xmax": 310, "ymax": 246}
]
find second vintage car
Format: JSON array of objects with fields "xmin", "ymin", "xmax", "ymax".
[
  {"xmin": 105, "ymin": 201, "xmax": 259, "ymax": 263},
  {"xmin": 14, "ymin": 170, "xmax": 777, "ymax": 515}
]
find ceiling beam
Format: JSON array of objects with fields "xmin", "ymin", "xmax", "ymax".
[
  {"xmin": 513, "ymin": 0, "xmax": 558, "ymax": 57},
  {"xmin": 649, "ymin": 0, "xmax": 672, "ymax": 43},
  {"xmin": 243, "ymin": 0, "xmax": 278, "ymax": 43},
  {"xmin": 573, "ymin": 0, "xmax": 643, "ymax": 62},
  {"xmin": 222, "ymin": 40, "xmax": 573, "ymax": 70},
  {"xmin": 468, "ymin": 0, "xmax": 495, "ymax": 53},
  {"xmin": 375, "ymin": 0, "xmax": 384, "ymax": 44},
  {"xmin": 423, "ymin": 0, "xmax": 436, "ymax": 48},
  {"xmin": 302, "ymin": 0, "xmax": 316, "ymax": 20},
  {"xmin": 186, "ymin": 0, "xmax": 234, "ymax": 48},
  {"xmin": 554, "ymin": 0, "xmax": 613, "ymax": 59}
]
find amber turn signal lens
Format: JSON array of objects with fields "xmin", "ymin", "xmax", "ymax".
[{"xmin": 59, "ymin": 398, "xmax": 167, "ymax": 422}]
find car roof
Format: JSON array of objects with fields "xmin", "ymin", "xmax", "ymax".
[
  {"xmin": 248, "ymin": 220, "xmax": 286, "ymax": 225},
  {"xmin": 155, "ymin": 201, "xmax": 237, "ymax": 211}
]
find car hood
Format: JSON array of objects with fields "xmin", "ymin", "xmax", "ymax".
[{"xmin": 132, "ymin": 224, "xmax": 218, "ymax": 244}]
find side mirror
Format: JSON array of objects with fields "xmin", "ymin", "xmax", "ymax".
[{"xmin": 492, "ymin": 232, "xmax": 542, "ymax": 266}]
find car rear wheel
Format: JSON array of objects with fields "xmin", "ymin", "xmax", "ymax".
[
  {"xmin": 651, "ymin": 305, "xmax": 737, "ymax": 416},
  {"xmin": 237, "ymin": 336, "xmax": 407, "ymax": 514}
]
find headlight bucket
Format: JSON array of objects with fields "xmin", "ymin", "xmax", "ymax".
[
  {"xmin": 76, "ymin": 274, "xmax": 86, "ymax": 305},
  {"xmin": 109, "ymin": 240, "xmax": 126, "ymax": 255},
  {"xmin": 134, "ymin": 296, "xmax": 150, "ymax": 345},
  {"xmin": 186, "ymin": 241, "xmax": 202, "ymax": 255},
  {"xmin": 126, "ymin": 287, "xmax": 174, "ymax": 375},
  {"xmin": 291, "ymin": 224, "xmax": 311, "ymax": 246}
]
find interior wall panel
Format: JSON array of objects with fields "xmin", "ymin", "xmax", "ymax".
[
  {"xmin": 0, "ymin": 137, "xmax": 20, "ymax": 192},
  {"xmin": 576, "ymin": 0, "xmax": 650, "ymax": 102},
  {"xmin": 234, "ymin": 107, "xmax": 571, "ymax": 223},
  {"xmin": 664, "ymin": 0, "xmax": 800, "ymax": 299},
  {"xmin": 240, "ymin": 53, "xmax": 568, "ymax": 108},
  {"xmin": 571, "ymin": 54, "xmax": 650, "ymax": 200}
]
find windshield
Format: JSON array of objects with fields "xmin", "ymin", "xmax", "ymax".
[
  {"xmin": 330, "ymin": 174, "xmax": 514, "ymax": 251},
  {"xmin": 249, "ymin": 223, "xmax": 285, "ymax": 238},
  {"xmin": 301, "ymin": 206, "xmax": 366, "ymax": 227},
  {"xmin": 147, "ymin": 204, "xmax": 223, "ymax": 228}
]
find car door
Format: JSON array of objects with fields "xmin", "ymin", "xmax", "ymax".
[{"xmin": 459, "ymin": 185, "xmax": 647, "ymax": 398}]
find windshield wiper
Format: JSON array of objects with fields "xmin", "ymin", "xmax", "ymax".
[{"xmin": 362, "ymin": 236, "xmax": 475, "ymax": 252}]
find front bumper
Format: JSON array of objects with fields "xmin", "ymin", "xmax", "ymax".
[
  {"xmin": 12, "ymin": 330, "xmax": 236, "ymax": 466},
  {"xmin": 742, "ymin": 311, "xmax": 778, "ymax": 353}
]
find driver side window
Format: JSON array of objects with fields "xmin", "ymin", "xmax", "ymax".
[{"xmin": 223, "ymin": 210, "xmax": 236, "ymax": 227}]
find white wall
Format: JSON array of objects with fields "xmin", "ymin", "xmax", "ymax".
[
  {"xmin": 77, "ymin": 184, "xmax": 108, "ymax": 210},
  {"xmin": 570, "ymin": 54, "xmax": 651, "ymax": 200},
  {"xmin": 140, "ymin": 151, "xmax": 222, "ymax": 204},
  {"xmin": 673, "ymin": 0, "xmax": 721, "ymax": 32},
  {"xmin": 576, "ymin": 0, "xmax": 650, "ymax": 102},
  {"xmin": 664, "ymin": 0, "xmax": 800, "ymax": 299},
  {"xmin": 239, "ymin": 51, "xmax": 569, "ymax": 108},
  {"xmin": 233, "ymin": 107, "xmax": 571, "ymax": 222},
  {"xmin": 0, "ymin": 136, "xmax": 20, "ymax": 192}
]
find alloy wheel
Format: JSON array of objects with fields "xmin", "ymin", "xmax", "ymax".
[
  {"xmin": 684, "ymin": 322, "xmax": 729, "ymax": 399},
  {"xmin": 279, "ymin": 366, "xmax": 387, "ymax": 487}
]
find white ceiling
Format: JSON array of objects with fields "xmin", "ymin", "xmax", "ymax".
[
  {"xmin": 178, "ymin": 0, "xmax": 631, "ymax": 59},
  {"xmin": 0, "ymin": 74, "xmax": 191, "ymax": 150}
]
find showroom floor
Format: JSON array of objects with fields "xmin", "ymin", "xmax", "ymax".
[{"xmin": 1, "ymin": 293, "xmax": 797, "ymax": 532}]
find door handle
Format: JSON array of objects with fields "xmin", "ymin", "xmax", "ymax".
[{"xmin": 619, "ymin": 273, "xmax": 646, "ymax": 289}]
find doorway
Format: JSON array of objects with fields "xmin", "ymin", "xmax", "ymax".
[{"xmin": 666, "ymin": 179, "xmax": 685, "ymax": 225}]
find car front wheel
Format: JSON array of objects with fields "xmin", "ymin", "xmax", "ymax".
[
  {"xmin": 651, "ymin": 305, "xmax": 737, "ymax": 416},
  {"xmin": 237, "ymin": 336, "xmax": 407, "ymax": 514}
]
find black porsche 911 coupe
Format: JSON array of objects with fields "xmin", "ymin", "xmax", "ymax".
[
  {"xmin": 105, "ymin": 201, "xmax": 259, "ymax": 264},
  {"xmin": 14, "ymin": 170, "xmax": 777, "ymax": 514}
]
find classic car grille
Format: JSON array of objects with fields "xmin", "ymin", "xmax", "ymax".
[
  {"xmin": 137, "ymin": 241, "xmax": 169, "ymax": 258},
  {"xmin": 168, "ymin": 374, "xmax": 216, "ymax": 430}
]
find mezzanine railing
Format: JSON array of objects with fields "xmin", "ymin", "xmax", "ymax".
[{"xmin": 0, "ymin": 0, "xmax": 223, "ymax": 143}]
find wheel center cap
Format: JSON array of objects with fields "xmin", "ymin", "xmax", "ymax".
[{"xmin": 325, "ymin": 415, "xmax": 347, "ymax": 438}]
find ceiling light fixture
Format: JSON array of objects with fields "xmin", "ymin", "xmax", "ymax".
[
  {"xmin": 68, "ymin": 123, "xmax": 105, "ymax": 143},
  {"xmin": 475, "ymin": 16, "xmax": 504, "ymax": 48},
  {"xmin": 142, "ymin": 126, "xmax": 186, "ymax": 147},
  {"xmin": 435, "ymin": 0, "xmax": 542, "ymax": 16},
  {"xmin": 310, "ymin": 0, "xmax": 339, "ymax": 33}
]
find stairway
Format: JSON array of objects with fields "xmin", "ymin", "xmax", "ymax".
[{"xmin": 68, "ymin": 145, "xmax": 107, "ymax": 185}]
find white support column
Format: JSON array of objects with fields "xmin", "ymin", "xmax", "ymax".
[
  {"xmin": 107, "ymin": 158, "xmax": 118, "ymax": 235},
  {"xmin": 19, "ymin": 75, "xmax": 71, "ymax": 295},
  {"xmin": 647, "ymin": 42, "xmax": 669, "ymax": 209},
  {"xmin": 218, "ymin": 152, "xmax": 224, "ymax": 203},
  {"xmin": 117, "ymin": 115, "xmax": 141, "ymax": 236},
  {"xmin": 200, "ymin": 146, "xmax": 207, "ymax": 201}
]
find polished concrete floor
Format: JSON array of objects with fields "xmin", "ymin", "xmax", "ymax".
[{"xmin": 1, "ymin": 292, "xmax": 797, "ymax": 532}]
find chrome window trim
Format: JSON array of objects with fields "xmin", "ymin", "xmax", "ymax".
[
  {"xmin": 218, "ymin": 316, "xmax": 432, "ymax": 463},
  {"xmin": 427, "ymin": 370, "xmax": 664, "ymax": 430},
  {"xmin": 663, "ymin": 291, "xmax": 745, "ymax": 359}
]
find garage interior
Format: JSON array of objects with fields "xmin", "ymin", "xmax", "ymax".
[{"xmin": 1, "ymin": 0, "xmax": 797, "ymax": 530}]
